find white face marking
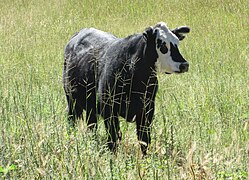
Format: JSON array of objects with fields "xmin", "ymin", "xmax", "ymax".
[{"xmin": 154, "ymin": 22, "xmax": 184, "ymax": 74}]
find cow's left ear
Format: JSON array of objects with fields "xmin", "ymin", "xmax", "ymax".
[
  {"xmin": 143, "ymin": 26, "xmax": 154, "ymax": 41},
  {"xmin": 171, "ymin": 26, "xmax": 190, "ymax": 41}
]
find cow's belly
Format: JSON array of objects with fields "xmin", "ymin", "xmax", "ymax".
[
  {"xmin": 118, "ymin": 98, "xmax": 142, "ymax": 122},
  {"xmin": 119, "ymin": 108, "xmax": 136, "ymax": 122}
]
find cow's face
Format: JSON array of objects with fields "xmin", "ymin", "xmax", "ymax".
[{"xmin": 153, "ymin": 22, "xmax": 190, "ymax": 74}]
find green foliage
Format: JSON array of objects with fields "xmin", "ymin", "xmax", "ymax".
[
  {"xmin": 0, "ymin": 164, "xmax": 17, "ymax": 174},
  {"xmin": 0, "ymin": 0, "xmax": 248, "ymax": 179}
]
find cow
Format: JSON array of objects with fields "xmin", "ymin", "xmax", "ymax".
[{"xmin": 63, "ymin": 22, "xmax": 190, "ymax": 155}]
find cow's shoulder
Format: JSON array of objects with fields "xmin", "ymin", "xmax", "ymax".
[{"xmin": 104, "ymin": 33, "xmax": 146, "ymax": 61}]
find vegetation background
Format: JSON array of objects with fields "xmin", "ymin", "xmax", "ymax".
[{"xmin": 0, "ymin": 0, "xmax": 248, "ymax": 179}]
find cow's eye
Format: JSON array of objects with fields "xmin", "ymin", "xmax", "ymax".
[{"xmin": 160, "ymin": 43, "xmax": 168, "ymax": 54}]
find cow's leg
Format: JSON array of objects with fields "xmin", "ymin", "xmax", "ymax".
[
  {"xmin": 66, "ymin": 95, "xmax": 75, "ymax": 128},
  {"xmin": 136, "ymin": 101, "xmax": 155, "ymax": 155},
  {"xmin": 104, "ymin": 116, "xmax": 121, "ymax": 152},
  {"xmin": 66, "ymin": 96, "xmax": 84, "ymax": 128},
  {"xmin": 86, "ymin": 82, "xmax": 97, "ymax": 130},
  {"xmin": 65, "ymin": 87, "xmax": 85, "ymax": 129},
  {"xmin": 102, "ymin": 106, "xmax": 121, "ymax": 152}
]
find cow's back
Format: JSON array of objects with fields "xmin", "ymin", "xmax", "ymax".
[
  {"xmin": 63, "ymin": 28, "xmax": 117, "ymax": 93},
  {"xmin": 64, "ymin": 28, "xmax": 117, "ymax": 58}
]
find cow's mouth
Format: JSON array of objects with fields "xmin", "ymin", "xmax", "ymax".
[
  {"xmin": 165, "ymin": 70, "xmax": 187, "ymax": 74},
  {"xmin": 179, "ymin": 63, "xmax": 189, "ymax": 73},
  {"xmin": 165, "ymin": 63, "xmax": 189, "ymax": 74},
  {"xmin": 175, "ymin": 71, "xmax": 184, "ymax": 73}
]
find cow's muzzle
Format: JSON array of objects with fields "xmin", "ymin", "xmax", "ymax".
[{"xmin": 179, "ymin": 62, "xmax": 189, "ymax": 73}]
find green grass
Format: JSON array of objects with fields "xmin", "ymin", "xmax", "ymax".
[{"xmin": 1, "ymin": 0, "xmax": 249, "ymax": 179}]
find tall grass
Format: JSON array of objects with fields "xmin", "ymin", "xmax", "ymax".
[{"xmin": 1, "ymin": 0, "xmax": 248, "ymax": 179}]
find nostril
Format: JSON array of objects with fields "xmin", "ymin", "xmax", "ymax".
[{"xmin": 179, "ymin": 63, "xmax": 189, "ymax": 72}]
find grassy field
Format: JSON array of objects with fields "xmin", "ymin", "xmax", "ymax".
[{"xmin": 0, "ymin": 0, "xmax": 248, "ymax": 179}]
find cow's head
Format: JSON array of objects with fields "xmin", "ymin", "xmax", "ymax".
[{"xmin": 144, "ymin": 22, "xmax": 190, "ymax": 74}]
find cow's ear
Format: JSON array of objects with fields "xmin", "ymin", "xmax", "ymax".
[
  {"xmin": 171, "ymin": 26, "xmax": 190, "ymax": 41},
  {"xmin": 143, "ymin": 26, "xmax": 154, "ymax": 41}
]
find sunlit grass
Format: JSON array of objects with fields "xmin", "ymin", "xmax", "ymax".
[{"xmin": 0, "ymin": 0, "xmax": 248, "ymax": 179}]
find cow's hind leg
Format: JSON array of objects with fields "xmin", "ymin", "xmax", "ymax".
[
  {"xmin": 86, "ymin": 81, "xmax": 97, "ymax": 130},
  {"xmin": 65, "ymin": 89, "xmax": 85, "ymax": 129},
  {"xmin": 66, "ymin": 94, "xmax": 76, "ymax": 128}
]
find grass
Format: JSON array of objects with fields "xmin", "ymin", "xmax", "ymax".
[{"xmin": 0, "ymin": 0, "xmax": 249, "ymax": 179}]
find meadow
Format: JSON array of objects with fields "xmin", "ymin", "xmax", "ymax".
[{"xmin": 0, "ymin": 0, "xmax": 248, "ymax": 179}]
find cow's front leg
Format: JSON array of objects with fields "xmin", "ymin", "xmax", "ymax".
[
  {"xmin": 136, "ymin": 102, "xmax": 154, "ymax": 155},
  {"xmin": 102, "ymin": 108, "xmax": 121, "ymax": 153},
  {"xmin": 136, "ymin": 117, "xmax": 151, "ymax": 155}
]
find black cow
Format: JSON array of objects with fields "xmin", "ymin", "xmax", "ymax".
[{"xmin": 63, "ymin": 22, "xmax": 190, "ymax": 155}]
